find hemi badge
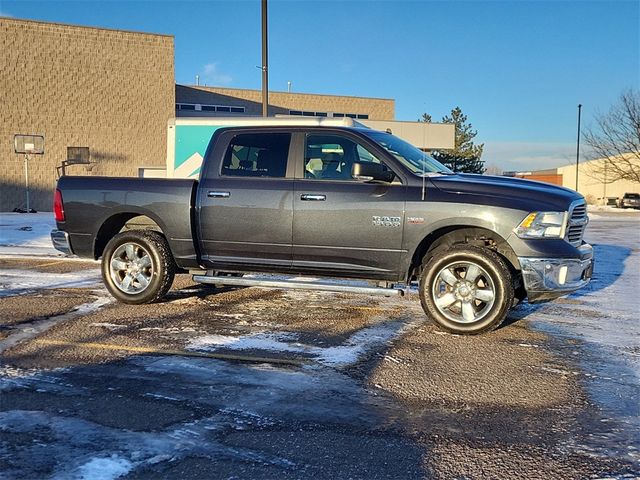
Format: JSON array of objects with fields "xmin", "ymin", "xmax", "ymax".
[{"xmin": 407, "ymin": 217, "xmax": 425, "ymax": 224}]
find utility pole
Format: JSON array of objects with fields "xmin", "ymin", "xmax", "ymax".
[
  {"xmin": 261, "ymin": 0, "xmax": 269, "ymax": 117},
  {"xmin": 575, "ymin": 104, "xmax": 582, "ymax": 192}
]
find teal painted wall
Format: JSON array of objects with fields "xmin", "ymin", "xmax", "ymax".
[{"xmin": 173, "ymin": 125, "xmax": 223, "ymax": 177}]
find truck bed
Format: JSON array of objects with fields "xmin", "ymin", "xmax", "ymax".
[{"xmin": 56, "ymin": 176, "xmax": 199, "ymax": 267}]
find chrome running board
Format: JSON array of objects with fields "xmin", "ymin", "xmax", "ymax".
[{"xmin": 192, "ymin": 275, "xmax": 404, "ymax": 297}]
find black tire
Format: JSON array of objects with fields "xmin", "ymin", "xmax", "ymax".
[
  {"xmin": 419, "ymin": 245, "xmax": 514, "ymax": 335},
  {"xmin": 101, "ymin": 230, "xmax": 175, "ymax": 304}
]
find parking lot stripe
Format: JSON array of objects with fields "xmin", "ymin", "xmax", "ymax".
[{"xmin": 35, "ymin": 339, "xmax": 308, "ymax": 366}]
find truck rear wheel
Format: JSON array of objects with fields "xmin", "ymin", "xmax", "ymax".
[
  {"xmin": 419, "ymin": 245, "xmax": 514, "ymax": 334},
  {"xmin": 101, "ymin": 230, "xmax": 175, "ymax": 304}
]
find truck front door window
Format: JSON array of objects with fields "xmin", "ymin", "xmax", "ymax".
[{"xmin": 304, "ymin": 134, "xmax": 388, "ymax": 181}]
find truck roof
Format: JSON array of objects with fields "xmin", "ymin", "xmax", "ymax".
[{"xmin": 168, "ymin": 116, "xmax": 366, "ymax": 129}]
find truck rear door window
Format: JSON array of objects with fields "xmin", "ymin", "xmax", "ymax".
[{"xmin": 221, "ymin": 133, "xmax": 291, "ymax": 178}]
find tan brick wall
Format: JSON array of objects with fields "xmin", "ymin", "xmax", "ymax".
[
  {"xmin": 176, "ymin": 85, "xmax": 395, "ymax": 120},
  {"xmin": 0, "ymin": 18, "xmax": 174, "ymax": 211}
]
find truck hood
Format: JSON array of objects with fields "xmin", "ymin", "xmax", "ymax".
[{"xmin": 429, "ymin": 173, "xmax": 583, "ymax": 211}]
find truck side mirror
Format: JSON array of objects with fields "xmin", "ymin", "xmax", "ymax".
[{"xmin": 352, "ymin": 162, "xmax": 395, "ymax": 183}]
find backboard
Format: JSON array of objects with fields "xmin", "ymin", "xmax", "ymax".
[
  {"xmin": 67, "ymin": 146, "xmax": 90, "ymax": 163},
  {"xmin": 14, "ymin": 134, "xmax": 45, "ymax": 155}
]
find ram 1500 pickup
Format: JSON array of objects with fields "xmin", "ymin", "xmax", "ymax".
[{"xmin": 51, "ymin": 118, "xmax": 593, "ymax": 334}]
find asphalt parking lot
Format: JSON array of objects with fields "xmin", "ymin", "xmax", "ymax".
[{"xmin": 0, "ymin": 213, "xmax": 638, "ymax": 479}]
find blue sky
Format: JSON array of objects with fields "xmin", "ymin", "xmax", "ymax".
[{"xmin": 1, "ymin": 0, "xmax": 638, "ymax": 170}]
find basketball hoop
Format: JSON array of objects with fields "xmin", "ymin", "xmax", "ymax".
[
  {"xmin": 14, "ymin": 134, "xmax": 45, "ymax": 213},
  {"xmin": 56, "ymin": 146, "xmax": 93, "ymax": 177},
  {"xmin": 14, "ymin": 134, "xmax": 44, "ymax": 155}
]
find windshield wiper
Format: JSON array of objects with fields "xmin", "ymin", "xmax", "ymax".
[{"xmin": 419, "ymin": 171, "xmax": 454, "ymax": 177}]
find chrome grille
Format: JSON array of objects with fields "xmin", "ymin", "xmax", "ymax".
[{"xmin": 566, "ymin": 201, "xmax": 588, "ymax": 246}]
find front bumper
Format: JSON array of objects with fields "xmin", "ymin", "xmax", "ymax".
[
  {"xmin": 519, "ymin": 243, "xmax": 593, "ymax": 302},
  {"xmin": 50, "ymin": 229, "xmax": 74, "ymax": 255}
]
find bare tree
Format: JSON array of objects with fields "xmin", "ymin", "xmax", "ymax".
[{"xmin": 583, "ymin": 89, "xmax": 640, "ymax": 184}]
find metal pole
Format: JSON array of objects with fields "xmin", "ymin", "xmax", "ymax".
[
  {"xmin": 575, "ymin": 104, "xmax": 582, "ymax": 192},
  {"xmin": 24, "ymin": 154, "xmax": 30, "ymax": 213},
  {"xmin": 603, "ymin": 161, "xmax": 607, "ymax": 204},
  {"xmin": 261, "ymin": 0, "xmax": 269, "ymax": 117}
]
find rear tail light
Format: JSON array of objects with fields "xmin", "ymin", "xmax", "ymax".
[{"xmin": 53, "ymin": 189, "xmax": 65, "ymax": 222}]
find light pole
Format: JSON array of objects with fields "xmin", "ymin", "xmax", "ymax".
[
  {"xmin": 575, "ymin": 104, "xmax": 582, "ymax": 192},
  {"xmin": 261, "ymin": 0, "xmax": 269, "ymax": 117}
]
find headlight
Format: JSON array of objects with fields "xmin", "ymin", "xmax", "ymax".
[{"xmin": 514, "ymin": 211, "xmax": 567, "ymax": 239}]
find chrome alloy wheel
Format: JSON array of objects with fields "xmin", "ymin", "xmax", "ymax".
[
  {"xmin": 431, "ymin": 261, "xmax": 496, "ymax": 324},
  {"xmin": 109, "ymin": 242, "xmax": 154, "ymax": 294}
]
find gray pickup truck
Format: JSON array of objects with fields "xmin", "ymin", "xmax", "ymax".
[{"xmin": 51, "ymin": 122, "xmax": 593, "ymax": 334}]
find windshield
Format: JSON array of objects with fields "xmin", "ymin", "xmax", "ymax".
[{"xmin": 361, "ymin": 130, "xmax": 453, "ymax": 175}]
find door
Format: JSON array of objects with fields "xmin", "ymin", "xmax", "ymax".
[
  {"xmin": 292, "ymin": 132, "xmax": 406, "ymax": 279},
  {"xmin": 197, "ymin": 131, "xmax": 294, "ymax": 271}
]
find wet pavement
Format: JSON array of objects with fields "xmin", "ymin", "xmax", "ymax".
[{"xmin": 0, "ymin": 213, "xmax": 638, "ymax": 479}]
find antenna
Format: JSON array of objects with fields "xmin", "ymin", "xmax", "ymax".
[{"xmin": 421, "ymin": 154, "xmax": 426, "ymax": 201}]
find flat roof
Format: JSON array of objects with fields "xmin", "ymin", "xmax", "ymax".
[
  {"xmin": 0, "ymin": 16, "xmax": 174, "ymax": 38},
  {"xmin": 177, "ymin": 84, "xmax": 394, "ymax": 102}
]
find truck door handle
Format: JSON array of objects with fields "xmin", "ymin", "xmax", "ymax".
[
  {"xmin": 300, "ymin": 194, "xmax": 326, "ymax": 201},
  {"xmin": 208, "ymin": 191, "xmax": 230, "ymax": 198}
]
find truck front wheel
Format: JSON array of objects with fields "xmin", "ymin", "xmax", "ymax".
[
  {"xmin": 419, "ymin": 245, "xmax": 514, "ymax": 334},
  {"xmin": 101, "ymin": 230, "xmax": 175, "ymax": 304}
]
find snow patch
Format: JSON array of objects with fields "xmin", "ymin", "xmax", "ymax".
[
  {"xmin": 188, "ymin": 319, "xmax": 417, "ymax": 367},
  {"xmin": 0, "ymin": 269, "xmax": 102, "ymax": 297},
  {"xmin": 76, "ymin": 455, "xmax": 133, "ymax": 480},
  {"xmin": 89, "ymin": 323, "xmax": 127, "ymax": 331},
  {"xmin": 0, "ymin": 212, "xmax": 61, "ymax": 256},
  {"xmin": 521, "ymin": 216, "xmax": 640, "ymax": 465},
  {"xmin": 0, "ymin": 294, "xmax": 112, "ymax": 354}
]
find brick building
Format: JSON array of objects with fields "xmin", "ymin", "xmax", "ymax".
[
  {"xmin": 507, "ymin": 156, "xmax": 640, "ymax": 205},
  {"xmin": 0, "ymin": 18, "xmax": 175, "ymax": 211},
  {"xmin": 175, "ymin": 85, "xmax": 395, "ymax": 120},
  {"xmin": 1, "ymin": 17, "xmax": 451, "ymax": 212}
]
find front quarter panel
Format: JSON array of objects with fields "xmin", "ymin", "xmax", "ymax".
[{"xmin": 401, "ymin": 185, "xmax": 531, "ymax": 275}]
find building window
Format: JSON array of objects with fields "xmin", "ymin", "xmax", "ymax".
[
  {"xmin": 175, "ymin": 103, "xmax": 245, "ymax": 113},
  {"xmin": 331, "ymin": 112, "xmax": 369, "ymax": 119},
  {"xmin": 289, "ymin": 110, "xmax": 328, "ymax": 117}
]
